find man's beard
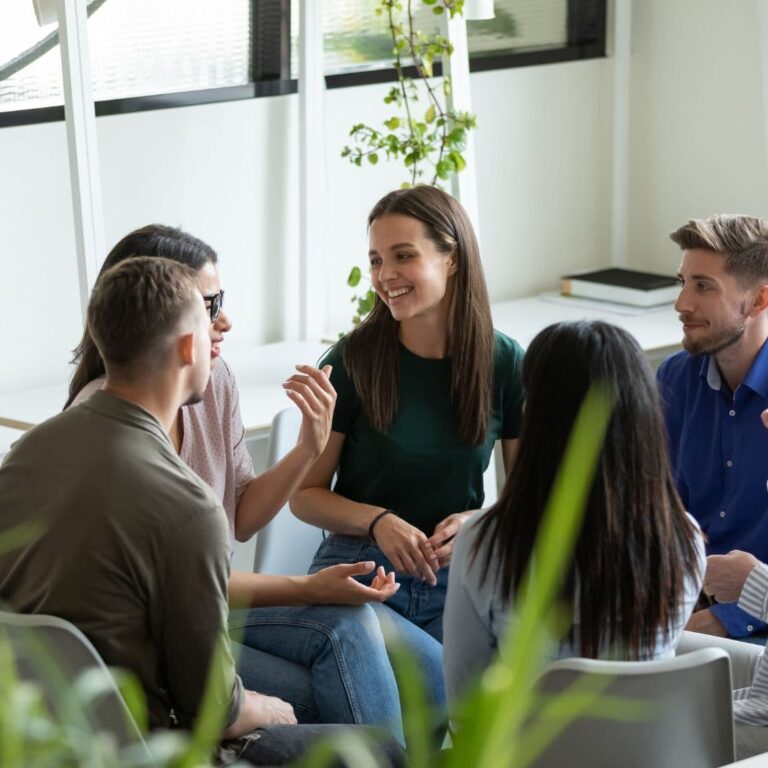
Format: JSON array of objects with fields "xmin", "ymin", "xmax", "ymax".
[{"xmin": 681, "ymin": 317, "xmax": 747, "ymax": 356}]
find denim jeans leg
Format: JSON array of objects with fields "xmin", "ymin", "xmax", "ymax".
[
  {"xmin": 229, "ymin": 604, "xmax": 404, "ymax": 744},
  {"xmin": 309, "ymin": 535, "xmax": 447, "ymax": 715},
  {"xmin": 370, "ymin": 601, "xmax": 447, "ymax": 717},
  {"xmin": 231, "ymin": 641, "xmax": 319, "ymax": 723},
  {"xmin": 408, "ymin": 567, "xmax": 449, "ymax": 643}
]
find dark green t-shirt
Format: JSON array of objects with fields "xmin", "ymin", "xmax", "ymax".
[{"xmin": 321, "ymin": 330, "xmax": 525, "ymax": 535}]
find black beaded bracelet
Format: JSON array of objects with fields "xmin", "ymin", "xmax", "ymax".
[{"xmin": 368, "ymin": 509, "xmax": 395, "ymax": 542}]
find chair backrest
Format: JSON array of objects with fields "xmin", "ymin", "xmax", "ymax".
[
  {"xmin": 253, "ymin": 407, "xmax": 325, "ymax": 575},
  {"xmin": 482, "ymin": 443, "xmax": 501, "ymax": 506},
  {"xmin": 0, "ymin": 610, "xmax": 153, "ymax": 758},
  {"xmin": 529, "ymin": 648, "xmax": 734, "ymax": 768}
]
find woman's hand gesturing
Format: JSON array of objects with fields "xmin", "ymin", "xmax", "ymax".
[{"xmin": 283, "ymin": 364, "xmax": 337, "ymax": 458}]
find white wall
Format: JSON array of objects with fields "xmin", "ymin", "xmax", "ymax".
[
  {"xmin": 1, "ymin": 56, "xmax": 612, "ymax": 393},
  {"xmin": 321, "ymin": 58, "xmax": 613, "ymax": 336},
  {"xmin": 6, "ymin": 2, "xmax": 768, "ymax": 394},
  {"xmin": 627, "ymin": 0, "xmax": 768, "ymax": 275}
]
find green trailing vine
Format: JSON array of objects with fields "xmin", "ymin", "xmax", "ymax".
[
  {"xmin": 342, "ymin": 0, "xmax": 477, "ymax": 186},
  {"xmin": 343, "ymin": 0, "xmax": 478, "ymax": 328}
]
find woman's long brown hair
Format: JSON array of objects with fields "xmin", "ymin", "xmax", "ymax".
[
  {"xmin": 343, "ymin": 186, "xmax": 495, "ymax": 445},
  {"xmin": 473, "ymin": 321, "xmax": 701, "ymax": 659},
  {"xmin": 64, "ymin": 225, "xmax": 217, "ymax": 409}
]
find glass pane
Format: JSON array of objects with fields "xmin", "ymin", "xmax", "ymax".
[
  {"xmin": 290, "ymin": 0, "xmax": 569, "ymax": 77},
  {"xmin": 468, "ymin": 0, "xmax": 567, "ymax": 58},
  {"xmin": 0, "ymin": 1, "xmax": 64, "ymax": 110},
  {"xmin": 0, "ymin": 0, "xmax": 252, "ymax": 113}
]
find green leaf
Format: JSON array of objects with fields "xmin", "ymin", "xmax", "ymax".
[
  {"xmin": 368, "ymin": 153, "xmax": 379, "ymax": 165},
  {"xmin": 447, "ymin": 127, "xmax": 467, "ymax": 146},
  {"xmin": 432, "ymin": 5, "xmax": 444, "ymax": 13},
  {"xmin": 383, "ymin": 116, "xmax": 401, "ymax": 131},
  {"xmin": 358, "ymin": 292, "xmax": 376, "ymax": 315},
  {"xmin": 424, "ymin": 105, "xmax": 436, "ymax": 124},
  {"xmin": 450, "ymin": 150, "xmax": 466, "ymax": 171},
  {"xmin": 347, "ymin": 266, "xmax": 362, "ymax": 288}
]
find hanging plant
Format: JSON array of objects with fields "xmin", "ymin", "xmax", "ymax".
[
  {"xmin": 342, "ymin": 0, "xmax": 477, "ymax": 186},
  {"xmin": 343, "ymin": 0, "xmax": 478, "ymax": 328}
]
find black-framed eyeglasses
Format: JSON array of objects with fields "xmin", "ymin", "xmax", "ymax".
[{"xmin": 202, "ymin": 290, "xmax": 225, "ymax": 323}]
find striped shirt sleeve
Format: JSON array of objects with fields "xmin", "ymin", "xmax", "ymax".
[
  {"xmin": 739, "ymin": 563, "xmax": 768, "ymax": 622},
  {"xmin": 733, "ymin": 564, "xmax": 768, "ymax": 725}
]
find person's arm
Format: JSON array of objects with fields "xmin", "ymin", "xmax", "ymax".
[
  {"xmin": 234, "ymin": 365, "xmax": 336, "ymax": 542},
  {"xmin": 443, "ymin": 523, "xmax": 497, "ymax": 714},
  {"xmin": 689, "ymin": 552, "xmax": 767, "ymax": 637},
  {"xmin": 739, "ymin": 561, "xmax": 768, "ymax": 622},
  {"xmin": 158, "ymin": 505, "xmax": 245, "ymax": 731},
  {"xmin": 426, "ymin": 438, "xmax": 520, "ymax": 568},
  {"xmin": 290, "ymin": 432, "xmax": 439, "ymax": 584},
  {"xmin": 702, "ymin": 603, "xmax": 767, "ymax": 637},
  {"xmin": 228, "ymin": 563, "xmax": 398, "ymax": 609},
  {"xmin": 705, "ymin": 551, "xmax": 762, "ymax": 605},
  {"xmin": 501, "ymin": 438, "xmax": 518, "ymax": 474},
  {"xmin": 222, "ymin": 690, "xmax": 297, "ymax": 738}
]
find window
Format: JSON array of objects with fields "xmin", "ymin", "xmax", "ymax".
[
  {"xmin": 0, "ymin": 0, "xmax": 604, "ymax": 128},
  {"xmin": 296, "ymin": 0, "xmax": 604, "ymax": 83},
  {"xmin": 1, "ymin": 0, "xmax": 253, "ymax": 116}
]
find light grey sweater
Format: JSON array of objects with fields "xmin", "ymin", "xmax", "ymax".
[{"xmin": 443, "ymin": 510, "xmax": 705, "ymax": 708}]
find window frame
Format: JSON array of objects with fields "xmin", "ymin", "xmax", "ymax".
[{"xmin": 0, "ymin": 0, "xmax": 606, "ymax": 129}]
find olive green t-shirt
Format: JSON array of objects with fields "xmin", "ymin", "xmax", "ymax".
[
  {"xmin": 0, "ymin": 391, "xmax": 242, "ymax": 731},
  {"xmin": 322, "ymin": 330, "xmax": 525, "ymax": 535}
]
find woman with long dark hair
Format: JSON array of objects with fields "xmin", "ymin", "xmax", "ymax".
[
  {"xmin": 67, "ymin": 224, "xmax": 407, "ymax": 740},
  {"xmin": 443, "ymin": 321, "xmax": 705, "ymax": 701},
  {"xmin": 292, "ymin": 186, "xmax": 526, "ymax": 706}
]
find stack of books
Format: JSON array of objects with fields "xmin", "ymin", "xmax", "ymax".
[{"xmin": 561, "ymin": 268, "xmax": 678, "ymax": 308}]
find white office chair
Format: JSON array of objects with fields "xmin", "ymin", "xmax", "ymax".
[
  {"xmin": 252, "ymin": 408, "xmax": 325, "ymax": 575},
  {"xmin": 0, "ymin": 610, "xmax": 154, "ymax": 761},
  {"xmin": 528, "ymin": 647, "xmax": 734, "ymax": 768}
]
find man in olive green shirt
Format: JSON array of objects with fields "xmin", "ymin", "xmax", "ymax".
[{"xmin": 0, "ymin": 259, "xmax": 296, "ymax": 755}]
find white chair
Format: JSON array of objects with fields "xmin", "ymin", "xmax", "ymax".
[
  {"xmin": 482, "ymin": 442, "xmax": 505, "ymax": 506},
  {"xmin": 0, "ymin": 610, "xmax": 154, "ymax": 760},
  {"xmin": 528, "ymin": 647, "xmax": 734, "ymax": 768},
  {"xmin": 252, "ymin": 408, "xmax": 325, "ymax": 575}
]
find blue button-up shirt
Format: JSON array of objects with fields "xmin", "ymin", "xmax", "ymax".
[{"xmin": 657, "ymin": 341, "xmax": 768, "ymax": 637}]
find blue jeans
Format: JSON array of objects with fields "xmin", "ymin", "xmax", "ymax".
[
  {"xmin": 228, "ymin": 603, "xmax": 404, "ymax": 744},
  {"xmin": 308, "ymin": 535, "xmax": 447, "ymax": 715}
]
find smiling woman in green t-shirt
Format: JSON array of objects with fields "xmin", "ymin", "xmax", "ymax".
[{"xmin": 291, "ymin": 186, "xmax": 525, "ymax": 653}]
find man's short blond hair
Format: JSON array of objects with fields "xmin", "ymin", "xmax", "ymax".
[{"xmin": 670, "ymin": 215, "xmax": 768, "ymax": 286}]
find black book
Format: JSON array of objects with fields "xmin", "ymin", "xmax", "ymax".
[{"xmin": 561, "ymin": 268, "xmax": 678, "ymax": 307}]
